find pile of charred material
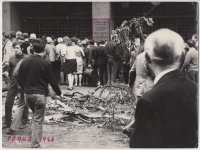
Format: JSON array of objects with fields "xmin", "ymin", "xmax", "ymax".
[
  {"xmin": 3, "ymin": 82, "xmax": 136, "ymax": 131},
  {"xmin": 45, "ymin": 82, "xmax": 136, "ymax": 131}
]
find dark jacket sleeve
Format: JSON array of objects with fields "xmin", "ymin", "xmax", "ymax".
[
  {"xmin": 7, "ymin": 58, "xmax": 13, "ymax": 77},
  {"xmin": 95, "ymin": 47, "xmax": 100, "ymax": 60},
  {"xmin": 114, "ymin": 42, "xmax": 119, "ymax": 60},
  {"xmin": 88, "ymin": 48, "xmax": 92, "ymax": 65},
  {"xmin": 129, "ymin": 98, "xmax": 161, "ymax": 148},
  {"xmin": 17, "ymin": 62, "xmax": 26, "ymax": 88},
  {"xmin": 47, "ymin": 64, "xmax": 62, "ymax": 96},
  {"xmin": 91, "ymin": 47, "xmax": 96, "ymax": 59},
  {"xmin": 124, "ymin": 48, "xmax": 131, "ymax": 64},
  {"xmin": 115, "ymin": 45, "xmax": 124, "ymax": 62}
]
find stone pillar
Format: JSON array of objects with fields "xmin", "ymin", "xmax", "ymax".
[
  {"xmin": 92, "ymin": 2, "xmax": 114, "ymax": 41},
  {"xmin": 2, "ymin": 2, "xmax": 20, "ymax": 33},
  {"xmin": 3, "ymin": 2, "xmax": 11, "ymax": 33},
  {"xmin": 10, "ymin": 3, "xmax": 20, "ymax": 32}
]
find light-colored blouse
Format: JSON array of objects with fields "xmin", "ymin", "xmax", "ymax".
[{"xmin": 64, "ymin": 45, "xmax": 76, "ymax": 60}]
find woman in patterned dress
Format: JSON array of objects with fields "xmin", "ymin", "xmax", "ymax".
[{"xmin": 71, "ymin": 37, "xmax": 85, "ymax": 86}]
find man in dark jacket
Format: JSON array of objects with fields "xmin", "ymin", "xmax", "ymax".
[
  {"xmin": 88, "ymin": 40, "xmax": 98, "ymax": 69},
  {"xmin": 96, "ymin": 40, "xmax": 107, "ymax": 86},
  {"xmin": 17, "ymin": 40, "xmax": 62, "ymax": 148},
  {"xmin": 129, "ymin": 29, "xmax": 198, "ymax": 148},
  {"xmin": 2, "ymin": 41, "xmax": 29, "ymax": 129},
  {"xmin": 88, "ymin": 40, "xmax": 98, "ymax": 86},
  {"xmin": 104, "ymin": 39, "xmax": 119, "ymax": 85},
  {"xmin": 116, "ymin": 42, "xmax": 130, "ymax": 84}
]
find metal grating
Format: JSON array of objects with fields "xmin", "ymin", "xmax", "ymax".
[{"xmin": 21, "ymin": 17, "xmax": 92, "ymax": 38}]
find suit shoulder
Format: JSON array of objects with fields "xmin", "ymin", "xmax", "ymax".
[{"xmin": 141, "ymin": 89, "xmax": 155, "ymax": 101}]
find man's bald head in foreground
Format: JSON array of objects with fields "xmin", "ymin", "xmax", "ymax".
[{"xmin": 144, "ymin": 29, "xmax": 185, "ymax": 69}]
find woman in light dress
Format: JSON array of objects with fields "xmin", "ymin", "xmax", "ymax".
[{"xmin": 71, "ymin": 37, "xmax": 85, "ymax": 86}]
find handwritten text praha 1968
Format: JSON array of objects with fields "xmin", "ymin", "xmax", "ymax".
[{"xmin": 7, "ymin": 136, "xmax": 54, "ymax": 142}]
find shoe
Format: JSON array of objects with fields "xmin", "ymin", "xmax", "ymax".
[
  {"xmin": 67, "ymin": 87, "xmax": 73, "ymax": 90},
  {"xmin": 30, "ymin": 144, "xmax": 41, "ymax": 148},
  {"xmin": 97, "ymin": 85, "xmax": 103, "ymax": 88},
  {"xmin": 6, "ymin": 128, "xmax": 16, "ymax": 135},
  {"xmin": 74, "ymin": 84, "xmax": 77, "ymax": 86},
  {"xmin": 122, "ymin": 129, "xmax": 132, "ymax": 138},
  {"xmin": 2, "ymin": 124, "xmax": 10, "ymax": 129},
  {"xmin": 79, "ymin": 84, "xmax": 81, "ymax": 86},
  {"xmin": 19, "ymin": 124, "xmax": 27, "ymax": 129}
]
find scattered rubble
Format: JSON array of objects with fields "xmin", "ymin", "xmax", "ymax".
[
  {"xmin": 44, "ymin": 82, "xmax": 136, "ymax": 130},
  {"xmin": 9, "ymin": 82, "xmax": 136, "ymax": 131}
]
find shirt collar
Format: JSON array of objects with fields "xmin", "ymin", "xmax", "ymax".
[
  {"xmin": 154, "ymin": 68, "xmax": 176, "ymax": 85},
  {"xmin": 34, "ymin": 53, "xmax": 44, "ymax": 57}
]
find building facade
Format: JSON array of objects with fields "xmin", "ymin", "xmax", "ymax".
[{"xmin": 2, "ymin": 2, "xmax": 198, "ymax": 41}]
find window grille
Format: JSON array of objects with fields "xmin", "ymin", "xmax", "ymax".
[{"xmin": 21, "ymin": 17, "xmax": 92, "ymax": 38}]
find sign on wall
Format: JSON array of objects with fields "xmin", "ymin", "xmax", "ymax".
[{"xmin": 92, "ymin": 18, "xmax": 110, "ymax": 42}]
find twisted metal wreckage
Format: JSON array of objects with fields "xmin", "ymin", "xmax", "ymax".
[
  {"xmin": 45, "ymin": 82, "xmax": 136, "ymax": 130},
  {"xmin": 3, "ymin": 17, "xmax": 154, "ymax": 131}
]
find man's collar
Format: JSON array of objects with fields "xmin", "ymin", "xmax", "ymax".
[
  {"xmin": 154, "ymin": 68, "xmax": 176, "ymax": 85},
  {"xmin": 34, "ymin": 53, "xmax": 44, "ymax": 57}
]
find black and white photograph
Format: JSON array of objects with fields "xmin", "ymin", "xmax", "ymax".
[{"xmin": 1, "ymin": 1, "xmax": 198, "ymax": 148}]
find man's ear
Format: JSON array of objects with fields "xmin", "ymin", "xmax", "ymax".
[{"xmin": 145, "ymin": 52, "xmax": 152, "ymax": 64}]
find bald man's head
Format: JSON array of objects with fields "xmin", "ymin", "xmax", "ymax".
[{"xmin": 144, "ymin": 29, "xmax": 185, "ymax": 67}]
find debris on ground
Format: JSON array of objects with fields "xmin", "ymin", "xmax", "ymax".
[
  {"xmin": 45, "ymin": 82, "xmax": 136, "ymax": 131},
  {"xmin": 10, "ymin": 82, "xmax": 136, "ymax": 131}
]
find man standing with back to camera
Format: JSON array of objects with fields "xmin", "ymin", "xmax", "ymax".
[
  {"xmin": 17, "ymin": 40, "xmax": 63, "ymax": 148},
  {"xmin": 129, "ymin": 29, "xmax": 198, "ymax": 148}
]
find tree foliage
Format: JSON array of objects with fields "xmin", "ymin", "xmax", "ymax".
[{"xmin": 111, "ymin": 17, "xmax": 154, "ymax": 46}]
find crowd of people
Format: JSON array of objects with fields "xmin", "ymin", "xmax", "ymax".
[{"xmin": 2, "ymin": 29, "xmax": 198, "ymax": 148}]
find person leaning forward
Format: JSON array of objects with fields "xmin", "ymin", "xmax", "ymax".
[
  {"xmin": 17, "ymin": 40, "xmax": 63, "ymax": 148},
  {"xmin": 129, "ymin": 29, "xmax": 198, "ymax": 148}
]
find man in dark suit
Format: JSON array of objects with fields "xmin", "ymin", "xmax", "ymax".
[{"xmin": 129, "ymin": 29, "xmax": 198, "ymax": 148}]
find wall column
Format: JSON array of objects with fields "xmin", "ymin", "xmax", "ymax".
[
  {"xmin": 92, "ymin": 2, "xmax": 114, "ymax": 41},
  {"xmin": 3, "ymin": 2, "xmax": 20, "ymax": 33},
  {"xmin": 3, "ymin": 2, "xmax": 11, "ymax": 33}
]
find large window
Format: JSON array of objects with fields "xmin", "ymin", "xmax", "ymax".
[{"xmin": 21, "ymin": 17, "xmax": 92, "ymax": 38}]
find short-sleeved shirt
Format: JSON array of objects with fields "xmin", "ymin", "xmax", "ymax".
[{"xmin": 65, "ymin": 46, "xmax": 76, "ymax": 60}]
